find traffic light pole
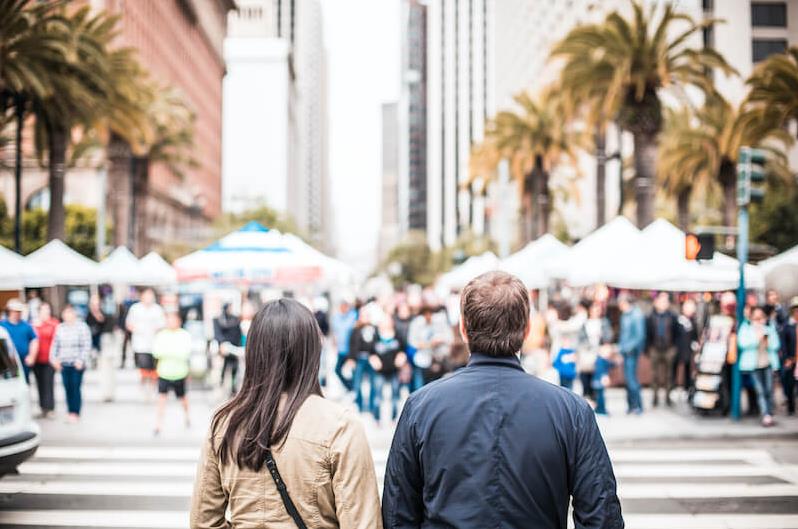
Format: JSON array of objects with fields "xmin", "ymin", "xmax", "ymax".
[{"xmin": 731, "ymin": 205, "xmax": 748, "ymax": 422}]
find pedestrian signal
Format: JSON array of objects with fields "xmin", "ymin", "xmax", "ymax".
[{"xmin": 686, "ymin": 233, "xmax": 714, "ymax": 261}]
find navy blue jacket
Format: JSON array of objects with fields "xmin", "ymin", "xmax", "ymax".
[{"xmin": 382, "ymin": 353, "xmax": 623, "ymax": 529}]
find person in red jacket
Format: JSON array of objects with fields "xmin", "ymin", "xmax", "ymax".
[{"xmin": 31, "ymin": 302, "xmax": 58, "ymax": 418}]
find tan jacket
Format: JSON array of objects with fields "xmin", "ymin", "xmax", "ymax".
[{"xmin": 190, "ymin": 395, "xmax": 383, "ymax": 529}]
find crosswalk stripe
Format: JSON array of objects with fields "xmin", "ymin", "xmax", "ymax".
[
  {"xmin": 0, "ymin": 510, "xmax": 186, "ymax": 528},
  {"xmin": 613, "ymin": 463, "xmax": 798, "ymax": 478},
  {"xmin": 17, "ymin": 461, "xmax": 197, "ymax": 478},
  {"xmin": 617, "ymin": 482, "xmax": 798, "ymax": 499},
  {"xmin": 34, "ymin": 447, "xmax": 200, "ymax": 461},
  {"xmin": 620, "ymin": 514, "xmax": 798, "ymax": 529},
  {"xmin": 0, "ymin": 481, "xmax": 195, "ymax": 497}
]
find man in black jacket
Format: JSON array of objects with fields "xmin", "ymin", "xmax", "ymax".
[
  {"xmin": 382, "ymin": 271, "xmax": 623, "ymax": 529},
  {"xmin": 646, "ymin": 292, "xmax": 680, "ymax": 407}
]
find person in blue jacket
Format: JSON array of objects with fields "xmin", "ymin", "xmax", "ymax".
[
  {"xmin": 618, "ymin": 294, "xmax": 646, "ymax": 414},
  {"xmin": 738, "ymin": 305, "xmax": 781, "ymax": 427}
]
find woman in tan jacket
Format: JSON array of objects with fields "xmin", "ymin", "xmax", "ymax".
[{"xmin": 190, "ymin": 299, "xmax": 382, "ymax": 529}]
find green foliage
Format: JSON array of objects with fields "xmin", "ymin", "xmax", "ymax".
[
  {"xmin": 750, "ymin": 174, "xmax": 798, "ymax": 253},
  {"xmin": 212, "ymin": 205, "xmax": 305, "ymax": 241},
  {"xmin": 381, "ymin": 231, "xmax": 437, "ymax": 288},
  {"xmin": 0, "ymin": 197, "xmax": 99, "ymax": 257},
  {"xmin": 380, "ymin": 230, "xmax": 498, "ymax": 288}
]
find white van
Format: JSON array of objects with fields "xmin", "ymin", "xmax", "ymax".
[{"xmin": 0, "ymin": 328, "xmax": 40, "ymax": 476}]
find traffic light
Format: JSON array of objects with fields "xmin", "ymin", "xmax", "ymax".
[
  {"xmin": 737, "ymin": 147, "xmax": 768, "ymax": 206},
  {"xmin": 685, "ymin": 232, "xmax": 714, "ymax": 261}
]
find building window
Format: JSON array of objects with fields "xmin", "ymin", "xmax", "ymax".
[
  {"xmin": 752, "ymin": 38, "xmax": 788, "ymax": 62},
  {"xmin": 751, "ymin": 2, "xmax": 787, "ymax": 27}
]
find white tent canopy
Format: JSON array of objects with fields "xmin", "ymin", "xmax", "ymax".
[
  {"xmin": 436, "ymin": 251, "xmax": 500, "ymax": 293},
  {"xmin": 547, "ymin": 216, "xmax": 644, "ymax": 287},
  {"xmin": 140, "ymin": 252, "xmax": 177, "ymax": 286},
  {"xmin": 758, "ymin": 245, "xmax": 798, "ymax": 297},
  {"xmin": 98, "ymin": 246, "xmax": 147, "ymax": 285},
  {"xmin": 0, "ymin": 246, "xmax": 52, "ymax": 290},
  {"xmin": 174, "ymin": 222, "xmax": 354, "ymax": 287},
  {"xmin": 25, "ymin": 240, "xmax": 100, "ymax": 286},
  {"xmin": 500, "ymin": 234, "xmax": 569, "ymax": 289},
  {"xmin": 611, "ymin": 219, "xmax": 765, "ymax": 291}
]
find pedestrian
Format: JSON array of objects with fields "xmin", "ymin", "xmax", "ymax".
[
  {"xmin": 313, "ymin": 296, "xmax": 331, "ymax": 386},
  {"xmin": 126, "ymin": 288, "xmax": 166, "ymax": 392},
  {"xmin": 213, "ymin": 303, "xmax": 243, "ymax": 396},
  {"xmin": 331, "ymin": 299, "xmax": 357, "ymax": 391},
  {"xmin": 26, "ymin": 290, "xmax": 42, "ymax": 326},
  {"xmin": 86, "ymin": 294, "xmax": 108, "ymax": 356},
  {"xmin": 31, "ymin": 303, "xmax": 58, "ymax": 418},
  {"xmin": 674, "ymin": 298, "xmax": 700, "ymax": 394},
  {"xmin": 382, "ymin": 271, "xmax": 623, "ymax": 528},
  {"xmin": 153, "ymin": 311, "xmax": 192, "ymax": 436},
  {"xmin": 117, "ymin": 288, "xmax": 139, "ymax": 368},
  {"xmin": 549, "ymin": 303, "xmax": 583, "ymax": 390},
  {"xmin": 766, "ymin": 289, "xmax": 788, "ymax": 332},
  {"xmin": 50, "ymin": 305, "xmax": 92, "ymax": 423},
  {"xmin": 371, "ymin": 315, "xmax": 407, "ymax": 424},
  {"xmin": 593, "ymin": 344, "xmax": 618, "ymax": 416},
  {"xmin": 646, "ymin": 292, "xmax": 679, "ymax": 407},
  {"xmin": 779, "ymin": 297, "xmax": 798, "ymax": 416},
  {"xmin": 578, "ymin": 301, "xmax": 613, "ymax": 400},
  {"xmin": 618, "ymin": 294, "xmax": 646, "ymax": 414},
  {"xmin": 738, "ymin": 306, "xmax": 781, "ymax": 427},
  {"xmin": 345, "ymin": 307, "xmax": 378, "ymax": 413},
  {"xmin": 190, "ymin": 299, "xmax": 381, "ymax": 529},
  {"xmin": 1, "ymin": 298, "xmax": 38, "ymax": 384},
  {"xmin": 407, "ymin": 304, "xmax": 453, "ymax": 386}
]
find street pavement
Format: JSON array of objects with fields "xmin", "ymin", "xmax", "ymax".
[{"xmin": 1, "ymin": 368, "xmax": 797, "ymax": 528}]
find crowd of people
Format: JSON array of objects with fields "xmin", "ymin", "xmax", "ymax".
[
  {"xmin": 1, "ymin": 283, "xmax": 796, "ymax": 431},
  {"xmin": 322, "ymin": 286, "xmax": 798, "ymax": 427}
]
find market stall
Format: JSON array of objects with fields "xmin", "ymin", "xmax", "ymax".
[{"xmin": 500, "ymin": 234, "xmax": 569, "ymax": 289}]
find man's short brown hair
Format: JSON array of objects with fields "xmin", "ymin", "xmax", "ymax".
[{"xmin": 460, "ymin": 271, "xmax": 530, "ymax": 357}]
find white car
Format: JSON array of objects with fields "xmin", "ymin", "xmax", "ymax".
[{"xmin": 0, "ymin": 328, "xmax": 40, "ymax": 476}]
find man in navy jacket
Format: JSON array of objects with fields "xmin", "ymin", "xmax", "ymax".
[{"xmin": 382, "ymin": 271, "xmax": 623, "ymax": 529}]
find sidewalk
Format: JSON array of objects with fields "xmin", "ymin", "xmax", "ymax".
[{"xmin": 596, "ymin": 387, "xmax": 798, "ymax": 443}]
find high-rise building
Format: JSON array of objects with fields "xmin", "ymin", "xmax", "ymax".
[
  {"xmin": 222, "ymin": 0, "xmax": 331, "ymax": 251},
  {"xmin": 380, "ymin": 103, "xmax": 401, "ymax": 261},
  {"xmin": 400, "ymin": 0, "xmax": 429, "ymax": 235},
  {"xmin": 0, "ymin": 0, "xmax": 234, "ymax": 255},
  {"xmin": 426, "ymin": 0, "xmax": 491, "ymax": 251},
  {"xmin": 223, "ymin": 1, "xmax": 292, "ymax": 215}
]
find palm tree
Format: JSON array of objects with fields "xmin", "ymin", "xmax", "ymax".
[
  {"xmin": 488, "ymin": 89, "xmax": 580, "ymax": 241},
  {"xmin": 747, "ymin": 46, "xmax": 798, "ymax": 138},
  {"xmin": 657, "ymin": 96, "xmax": 793, "ymax": 229},
  {"xmin": 30, "ymin": 6, "xmax": 115, "ymax": 241},
  {"xmin": 551, "ymin": 1, "xmax": 734, "ymax": 228},
  {"xmin": 0, "ymin": 0, "xmax": 69, "ymax": 250}
]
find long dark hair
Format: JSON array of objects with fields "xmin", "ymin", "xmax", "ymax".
[{"xmin": 211, "ymin": 298, "xmax": 322, "ymax": 471}]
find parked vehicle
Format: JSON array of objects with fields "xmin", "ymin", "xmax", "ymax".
[{"xmin": 0, "ymin": 334, "xmax": 40, "ymax": 476}]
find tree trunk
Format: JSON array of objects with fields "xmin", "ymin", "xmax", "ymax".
[
  {"xmin": 632, "ymin": 131, "xmax": 657, "ymax": 228},
  {"xmin": 523, "ymin": 170, "xmax": 536, "ymax": 243},
  {"xmin": 107, "ymin": 134, "xmax": 133, "ymax": 248},
  {"xmin": 46, "ymin": 122, "xmax": 67, "ymax": 242},
  {"xmin": 676, "ymin": 187, "xmax": 691, "ymax": 231},
  {"xmin": 531, "ymin": 155, "xmax": 550, "ymax": 238},
  {"xmin": 595, "ymin": 127, "xmax": 607, "ymax": 229},
  {"xmin": 132, "ymin": 156, "xmax": 150, "ymax": 255},
  {"xmin": 718, "ymin": 159, "xmax": 737, "ymax": 228},
  {"xmin": 13, "ymin": 96, "xmax": 24, "ymax": 253}
]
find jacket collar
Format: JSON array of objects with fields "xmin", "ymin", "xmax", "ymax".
[{"xmin": 467, "ymin": 352, "xmax": 525, "ymax": 371}]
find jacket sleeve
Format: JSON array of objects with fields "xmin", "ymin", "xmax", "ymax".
[
  {"xmin": 190, "ymin": 427, "xmax": 230, "ymax": 529},
  {"xmin": 330, "ymin": 410, "xmax": 383, "ymax": 529},
  {"xmin": 570, "ymin": 402, "xmax": 624, "ymax": 529},
  {"xmin": 382, "ymin": 397, "xmax": 423, "ymax": 528}
]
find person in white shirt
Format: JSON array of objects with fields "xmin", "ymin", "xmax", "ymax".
[{"xmin": 125, "ymin": 288, "xmax": 166, "ymax": 391}]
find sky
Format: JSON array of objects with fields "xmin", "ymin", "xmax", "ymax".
[{"xmin": 320, "ymin": 0, "xmax": 401, "ymax": 273}]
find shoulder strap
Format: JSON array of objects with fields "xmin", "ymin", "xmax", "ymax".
[{"xmin": 264, "ymin": 449, "xmax": 308, "ymax": 529}]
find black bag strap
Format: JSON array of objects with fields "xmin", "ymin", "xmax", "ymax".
[{"xmin": 264, "ymin": 449, "xmax": 308, "ymax": 529}]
